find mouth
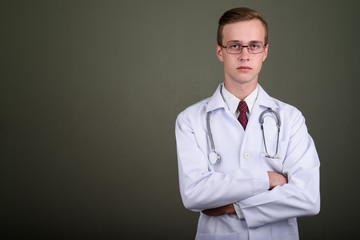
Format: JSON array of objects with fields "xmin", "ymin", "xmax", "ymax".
[{"xmin": 237, "ymin": 66, "xmax": 252, "ymax": 72}]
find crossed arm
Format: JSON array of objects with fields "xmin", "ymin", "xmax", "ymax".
[
  {"xmin": 176, "ymin": 110, "xmax": 320, "ymax": 226},
  {"xmin": 202, "ymin": 171, "xmax": 288, "ymax": 216}
]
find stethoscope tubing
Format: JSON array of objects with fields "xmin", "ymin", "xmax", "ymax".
[
  {"xmin": 206, "ymin": 108, "xmax": 281, "ymax": 165},
  {"xmin": 259, "ymin": 109, "xmax": 281, "ymax": 159},
  {"xmin": 206, "ymin": 112, "xmax": 221, "ymax": 164}
]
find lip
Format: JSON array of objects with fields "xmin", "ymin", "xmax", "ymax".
[{"xmin": 237, "ymin": 66, "xmax": 252, "ymax": 72}]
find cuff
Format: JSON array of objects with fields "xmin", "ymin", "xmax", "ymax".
[{"xmin": 233, "ymin": 202, "xmax": 245, "ymax": 220}]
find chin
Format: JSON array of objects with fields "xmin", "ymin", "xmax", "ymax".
[{"xmin": 234, "ymin": 78, "xmax": 256, "ymax": 85}]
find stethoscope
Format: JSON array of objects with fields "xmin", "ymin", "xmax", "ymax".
[{"xmin": 206, "ymin": 108, "xmax": 281, "ymax": 165}]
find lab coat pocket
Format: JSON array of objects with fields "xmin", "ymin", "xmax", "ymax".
[
  {"xmin": 270, "ymin": 219, "xmax": 299, "ymax": 239},
  {"xmin": 196, "ymin": 232, "xmax": 239, "ymax": 240},
  {"xmin": 261, "ymin": 140, "xmax": 288, "ymax": 173}
]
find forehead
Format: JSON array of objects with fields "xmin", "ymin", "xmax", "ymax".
[{"xmin": 222, "ymin": 19, "xmax": 266, "ymax": 43}]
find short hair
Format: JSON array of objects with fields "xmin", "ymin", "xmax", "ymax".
[{"xmin": 217, "ymin": 7, "xmax": 268, "ymax": 46}]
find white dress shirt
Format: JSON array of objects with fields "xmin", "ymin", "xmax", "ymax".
[{"xmin": 221, "ymin": 84, "xmax": 259, "ymax": 119}]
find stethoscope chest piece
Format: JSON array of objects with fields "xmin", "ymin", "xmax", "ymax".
[{"xmin": 209, "ymin": 151, "xmax": 221, "ymax": 165}]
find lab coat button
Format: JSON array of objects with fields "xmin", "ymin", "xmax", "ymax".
[{"xmin": 244, "ymin": 152, "xmax": 252, "ymax": 159}]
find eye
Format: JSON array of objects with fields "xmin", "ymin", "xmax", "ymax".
[
  {"xmin": 249, "ymin": 43, "xmax": 261, "ymax": 50},
  {"xmin": 229, "ymin": 43, "xmax": 240, "ymax": 49}
]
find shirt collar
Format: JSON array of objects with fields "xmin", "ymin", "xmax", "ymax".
[
  {"xmin": 205, "ymin": 83, "xmax": 278, "ymax": 113},
  {"xmin": 221, "ymin": 83, "xmax": 259, "ymax": 115}
]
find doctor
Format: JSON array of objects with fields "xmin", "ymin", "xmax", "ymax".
[{"xmin": 175, "ymin": 7, "xmax": 320, "ymax": 240}]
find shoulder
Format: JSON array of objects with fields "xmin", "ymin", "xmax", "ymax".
[
  {"xmin": 176, "ymin": 97, "xmax": 210, "ymax": 125},
  {"xmin": 272, "ymin": 97, "xmax": 301, "ymax": 116},
  {"xmin": 258, "ymin": 85, "xmax": 302, "ymax": 118},
  {"xmin": 268, "ymin": 95, "xmax": 307, "ymax": 136}
]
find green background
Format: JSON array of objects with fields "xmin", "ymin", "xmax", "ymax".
[{"xmin": 2, "ymin": 0, "xmax": 360, "ymax": 239}]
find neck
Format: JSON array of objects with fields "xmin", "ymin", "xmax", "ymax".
[{"xmin": 224, "ymin": 80, "xmax": 258, "ymax": 100}]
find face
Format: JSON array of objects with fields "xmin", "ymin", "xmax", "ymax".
[{"xmin": 216, "ymin": 19, "xmax": 268, "ymax": 88}]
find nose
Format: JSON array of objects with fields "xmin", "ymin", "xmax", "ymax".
[{"xmin": 238, "ymin": 46, "xmax": 250, "ymax": 61}]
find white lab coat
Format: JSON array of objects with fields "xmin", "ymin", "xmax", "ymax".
[{"xmin": 175, "ymin": 84, "xmax": 320, "ymax": 240}]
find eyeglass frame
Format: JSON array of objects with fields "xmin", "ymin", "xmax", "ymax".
[{"xmin": 219, "ymin": 41, "xmax": 268, "ymax": 54}]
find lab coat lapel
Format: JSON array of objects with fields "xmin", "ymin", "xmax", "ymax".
[
  {"xmin": 256, "ymin": 85, "xmax": 279, "ymax": 110},
  {"xmin": 206, "ymin": 84, "xmax": 227, "ymax": 113},
  {"xmin": 246, "ymin": 84, "xmax": 279, "ymax": 131}
]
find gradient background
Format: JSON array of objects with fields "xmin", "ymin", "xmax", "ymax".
[{"xmin": 2, "ymin": 0, "xmax": 360, "ymax": 239}]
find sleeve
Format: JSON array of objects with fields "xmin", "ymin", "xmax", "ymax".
[
  {"xmin": 175, "ymin": 111, "xmax": 269, "ymax": 212},
  {"xmin": 237, "ymin": 111, "xmax": 320, "ymax": 228}
]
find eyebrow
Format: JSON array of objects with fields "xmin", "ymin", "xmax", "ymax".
[{"xmin": 226, "ymin": 40, "xmax": 263, "ymax": 44}]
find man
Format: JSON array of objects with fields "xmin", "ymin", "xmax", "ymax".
[{"xmin": 175, "ymin": 7, "xmax": 320, "ymax": 240}]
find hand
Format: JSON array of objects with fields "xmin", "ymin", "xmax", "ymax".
[
  {"xmin": 202, "ymin": 204, "xmax": 236, "ymax": 216},
  {"xmin": 267, "ymin": 171, "xmax": 288, "ymax": 189}
]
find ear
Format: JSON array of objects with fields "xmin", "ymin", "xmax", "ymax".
[
  {"xmin": 216, "ymin": 44, "xmax": 224, "ymax": 62},
  {"xmin": 262, "ymin": 44, "xmax": 269, "ymax": 62}
]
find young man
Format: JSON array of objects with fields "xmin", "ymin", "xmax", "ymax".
[{"xmin": 175, "ymin": 7, "xmax": 320, "ymax": 240}]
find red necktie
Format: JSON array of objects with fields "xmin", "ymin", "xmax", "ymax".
[{"xmin": 237, "ymin": 101, "xmax": 248, "ymax": 130}]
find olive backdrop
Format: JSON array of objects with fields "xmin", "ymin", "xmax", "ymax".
[{"xmin": 2, "ymin": 0, "xmax": 360, "ymax": 239}]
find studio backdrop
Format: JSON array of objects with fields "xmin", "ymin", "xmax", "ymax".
[{"xmin": 2, "ymin": 0, "xmax": 360, "ymax": 239}]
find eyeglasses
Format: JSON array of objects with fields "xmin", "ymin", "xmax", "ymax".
[{"xmin": 220, "ymin": 41, "xmax": 267, "ymax": 54}]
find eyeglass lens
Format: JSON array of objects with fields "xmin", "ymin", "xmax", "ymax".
[{"xmin": 225, "ymin": 41, "xmax": 265, "ymax": 54}]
